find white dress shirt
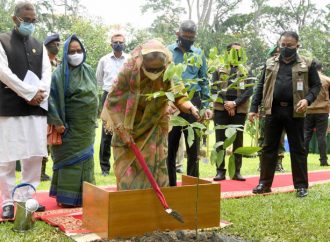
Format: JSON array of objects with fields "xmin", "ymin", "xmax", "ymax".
[{"xmin": 96, "ymin": 52, "xmax": 128, "ymax": 92}]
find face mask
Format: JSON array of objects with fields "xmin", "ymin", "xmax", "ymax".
[
  {"xmin": 112, "ymin": 43, "xmax": 125, "ymax": 52},
  {"xmin": 67, "ymin": 53, "xmax": 84, "ymax": 66},
  {"xmin": 47, "ymin": 46, "xmax": 59, "ymax": 55},
  {"xmin": 178, "ymin": 36, "xmax": 194, "ymax": 51},
  {"xmin": 17, "ymin": 22, "xmax": 35, "ymax": 36},
  {"xmin": 280, "ymin": 47, "xmax": 297, "ymax": 59},
  {"xmin": 142, "ymin": 66, "xmax": 164, "ymax": 81}
]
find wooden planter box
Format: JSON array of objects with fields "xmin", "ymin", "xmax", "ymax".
[{"xmin": 83, "ymin": 175, "xmax": 220, "ymax": 239}]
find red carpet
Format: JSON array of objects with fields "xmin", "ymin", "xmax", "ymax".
[
  {"xmin": 1, "ymin": 170, "xmax": 330, "ymax": 234},
  {"xmin": 216, "ymin": 169, "xmax": 330, "ymax": 192}
]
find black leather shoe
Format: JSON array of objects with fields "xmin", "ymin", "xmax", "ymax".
[
  {"xmin": 36, "ymin": 204, "xmax": 46, "ymax": 212},
  {"xmin": 41, "ymin": 173, "xmax": 51, "ymax": 181},
  {"xmin": 213, "ymin": 170, "xmax": 226, "ymax": 181},
  {"xmin": 275, "ymin": 163, "xmax": 285, "ymax": 172},
  {"xmin": 296, "ymin": 188, "xmax": 308, "ymax": 198},
  {"xmin": 252, "ymin": 184, "xmax": 271, "ymax": 194},
  {"xmin": 176, "ymin": 167, "xmax": 183, "ymax": 173},
  {"xmin": 101, "ymin": 171, "xmax": 109, "ymax": 176},
  {"xmin": 1, "ymin": 205, "xmax": 14, "ymax": 219},
  {"xmin": 232, "ymin": 173, "xmax": 246, "ymax": 181},
  {"xmin": 57, "ymin": 202, "xmax": 77, "ymax": 208}
]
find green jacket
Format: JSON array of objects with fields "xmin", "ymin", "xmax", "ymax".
[
  {"xmin": 212, "ymin": 66, "xmax": 252, "ymax": 114},
  {"xmin": 263, "ymin": 55, "xmax": 312, "ymax": 118}
]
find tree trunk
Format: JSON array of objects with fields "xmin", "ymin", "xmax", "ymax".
[
  {"xmin": 197, "ymin": 0, "xmax": 201, "ymax": 22},
  {"xmin": 203, "ymin": 0, "xmax": 213, "ymax": 28},
  {"xmin": 186, "ymin": 0, "xmax": 195, "ymax": 20}
]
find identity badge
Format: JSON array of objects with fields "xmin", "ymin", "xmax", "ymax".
[
  {"xmin": 239, "ymin": 81, "xmax": 245, "ymax": 90},
  {"xmin": 297, "ymin": 79, "xmax": 303, "ymax": 91}
]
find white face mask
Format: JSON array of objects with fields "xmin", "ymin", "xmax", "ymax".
[
  {"xmin": 67, "ymin": 53, "xmax": 84, "ymax": 66},
  {"xmin": 142, "ymin": 66, "xmax": 164, "ymax": 81}
]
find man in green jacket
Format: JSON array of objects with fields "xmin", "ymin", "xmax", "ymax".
[
  {"xmin": 304, "ymin": 61, "xmax": 330, "ymax": 166},
  {"xmin": 249, "ymin": 31, "xmax": 321, "ymax": 198}
]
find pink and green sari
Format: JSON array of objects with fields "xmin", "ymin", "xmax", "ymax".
[{"xmin": 102, "ymin": 39, "xmax": 186, "ymax": 190}]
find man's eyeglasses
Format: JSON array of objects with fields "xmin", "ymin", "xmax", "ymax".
[
  {"xmin": 68, "ymin": 49, "xmax": 83, "ymax": 55},
  {"xmin": 48, "ymin": 42, "xmax": 60, "ymax": 47},
  {"xmin": 17, "ymin": 16, "xmax": 38, "ymax": 24},
  {"xmin": 280, "ymin": 45, "xmax": 297, "ymax": 49},
  {"xmin": 112, "ymin": 41, "xmax": 124, "ymax": 44},
  {"xmin": 180, "ymin": 35, "xmax": 196, "ymax": 41}
]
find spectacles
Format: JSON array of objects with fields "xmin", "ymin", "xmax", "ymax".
[
  {"xmin": 112, "ymin": 41, "xmax": 124, "ymax": 44},
  {"xmin": 280, "ymin": 45, "xmax": 297, "ymax": 49},
  {"xmin": 180, "ymin": 35, "xmax": 196, "ymax": 41},
  {"xmin": 48, "ymin": 42, "xmax": 60, "ymax": 47},
  {"xmin": 17, "ymin": 16, "xmax": 38, "ymax": 24},
  {"xmin": 68, "ymin": 49, "xmax": 83, "ymax": 55},
  {"xmin": 145, "ymin": 66, "xmax": 165, "ymax": 73}
]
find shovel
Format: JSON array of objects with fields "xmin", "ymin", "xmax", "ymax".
[{"xmin": 129, "ymin": 141, "xmax": 184, "ymax": 223}]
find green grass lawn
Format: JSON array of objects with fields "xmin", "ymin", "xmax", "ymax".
[
  {"xmin": 1, "ymin": 120, "xmax": 329, "ymax": 241},
  {"xmin": 221, "ymin": 183, "xmax": 330, "ymax": 242},
  {"xmin": 37, "ymin": 120, "xmax": 328, "ymax": 189}
]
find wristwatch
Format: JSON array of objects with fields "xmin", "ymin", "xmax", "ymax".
[{"xmin": 233, "ymin": 101, "xmax": 237, "ymax": 107}]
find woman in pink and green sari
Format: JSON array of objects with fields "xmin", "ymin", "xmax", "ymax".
[{"xmin": 101, "ymin": 39, "xmax": 200, "ymax": 190}]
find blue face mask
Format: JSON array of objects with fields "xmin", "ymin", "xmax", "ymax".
[
  {"xmin": 112, "ymin": 43, "xmax": 125, "ymax": 52},
  {"xmin": 18, "ymin": 22, "xmax": 35, "ymax": 36}
]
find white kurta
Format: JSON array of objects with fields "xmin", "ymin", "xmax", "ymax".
[{"xmin": 0, "ymin": 41, "xmax": 52, "ymax": 163}]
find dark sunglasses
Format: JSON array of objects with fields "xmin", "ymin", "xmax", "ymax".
[{"xmin": 145, "ymin": 66, "xmax": 165, "ymax": 73}]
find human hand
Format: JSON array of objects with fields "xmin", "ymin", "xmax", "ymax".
[
  {"xmin": 227, "ymin": 108, "xmax": 235, "ymax": 117},
  {"xmin": 27, "ymin": 89, "xmax": 46, "ymax": 106},
  {"xmin": 296, "ymin": 99, "xmax": 308, "ymax": 113},
  {"xmin": 224, "ymin": 101, "xmax": 236, "ymax": 111},
  {"xmin": 55, "ymin": 125, "xmax": 65, "ymax": 134},
  {"xmin": 190, "ymin": 106, "xmax": 202, "ymax": 122},
  {"xmin": 248, "ymin": 112, "xmax": 259, "ymax": 122},
  {"xmin": 167, "ymin": 102, "xmax": 178, "ymax": 115},
  {"xmin": 118, "ymin": 129, "xmax": 133, "ymax": 145},
  {"xmin": 203, "ymin": 109, "xmax": 213, "ymax": 120}
]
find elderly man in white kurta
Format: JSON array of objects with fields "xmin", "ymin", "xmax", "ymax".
[{"xmin": 0, "ymin": 2, "xmax": 51, "ymax": 219}]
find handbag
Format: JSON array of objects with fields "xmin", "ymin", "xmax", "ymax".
[{"xmin": 47, "ymin": 125, "xmax": 62, "ymax": 145}]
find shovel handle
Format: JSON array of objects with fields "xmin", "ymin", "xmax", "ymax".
[{"xmin": 129, "ymin": 142, "xmax": 170, "ymax": 209}]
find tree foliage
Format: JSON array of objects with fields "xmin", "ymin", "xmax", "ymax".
[
  {"xmin": 0, "ymin": 0, "xmax": 110, "ymax": 69},
  {"xmin": 140, "ymin": 0, "xmax": 330, "ymax": 74}
]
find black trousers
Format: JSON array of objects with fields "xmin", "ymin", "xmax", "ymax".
[
  {"xmin": 99, "ymin": 91, "xmax": 112, "ymax": 173},
  {"xmin": 304, "ymin": 113, "xmax": 329, "ymax": 164},
  {"xmin": 167, "ymin": 95, "xmax": 201, "ymax": 186},
  {"xmin": 260, "ymin": 105, "xmax": 308, "ymax": 189},
  {"xmin": 214, "ymin": 110, "xmax": 246, "ymax": 173}
]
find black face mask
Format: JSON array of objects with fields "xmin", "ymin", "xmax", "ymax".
[
  {"xmin": 47, "ymin": 46, "xmax": 59, "ymax": 55},
  {"xmin": 178, "ymin": 36, "xmax": 194, "ymax": 51},
  {"xmin": 280, "ymin": 47, "xmax": 297, "ymax": 59}
]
